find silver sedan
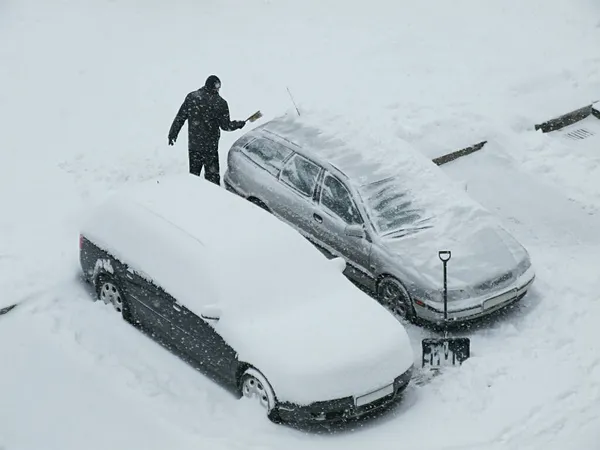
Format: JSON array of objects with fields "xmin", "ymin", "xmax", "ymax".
[{"xmin": 223, "ymin": 116, "xmax": 535, "ymax": 325}]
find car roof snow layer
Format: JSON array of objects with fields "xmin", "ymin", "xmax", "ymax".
[
  {"xmin": 256, "ymin": 113, "xmax": 429, "ymax": 186},
  {"xmin": 81, "ymin": 174, "xmax": 339, "ymax": 315}
]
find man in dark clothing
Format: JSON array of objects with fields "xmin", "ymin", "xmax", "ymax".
[{"xmin": 168, "ymin": 75, "xmax": 246, "ymax": 185}]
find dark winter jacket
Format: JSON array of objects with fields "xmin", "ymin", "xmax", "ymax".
[{"xmin": 168, "ymin": 86, "xmax": 245, "ymax": 154}]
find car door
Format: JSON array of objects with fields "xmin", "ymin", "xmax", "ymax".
[
  {"xmin": 120, "ymin": 269, "xmax": 180, "ymax": 342},
  {"xmin": 169, "ymin": 302, "xmax": 238, "ymax": 382},
  {"xmin": 268, "ymin": 152, "xmax": 323, "ymax": 238},
  {"xmin": 312, "ymin": 172, "xmax": 373, "ymax": 277}
]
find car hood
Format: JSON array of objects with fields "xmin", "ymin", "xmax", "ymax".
[
  {"xmin": 382, "ymin": 223, "xmax": 528, "ymax": 291},
  {"xmin": 215, "ymin": 284, "xmax": 414, "ymax": 405}
]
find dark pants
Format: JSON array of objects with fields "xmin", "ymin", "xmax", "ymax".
[{"xmin": 189, "ymin": 149, "xmax": 220, "ymax": 185}]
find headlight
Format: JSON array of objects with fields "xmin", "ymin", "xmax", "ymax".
[
  {"xmin": 446, "ymin": 288, "xmax": 473, "ymax": 302},
  {"xmin": 420, "ymin": 289, "xmax": 443, "ymax": 303},
  {"xmin": 423, "ymin": 288, "xmax": 472, "ymax": 303},
  {"xmin": 516, "ymin": 256, "xmax": 531, "ymax": 275}
]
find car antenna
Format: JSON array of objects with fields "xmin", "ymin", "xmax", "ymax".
[{"xmin": 286, "ymin": 86, "xmax": 301, "ymax": 117}]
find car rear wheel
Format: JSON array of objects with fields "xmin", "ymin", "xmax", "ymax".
[
  {"xmin": 377, "ymin": 276, "xmax": 415, "ymax": 322},
  {"xmin": 96, "ymin": 275, "xmax": 126, "ymax": 318}
]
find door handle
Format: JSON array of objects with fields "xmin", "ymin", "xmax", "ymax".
[
  {"xmin": 173, "ymin": 304, "xmax": 181, "ymax": 312},
  {"xmin": 313, "ymin": 213, "xmax": 323, "ymax": 223}
]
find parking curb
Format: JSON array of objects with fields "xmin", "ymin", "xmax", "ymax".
[
  {"xmin": 0, "ymin": 304, "xmax": 17, "ymax": 316},
  {"xmin": 534, "ymin": 102, "xmax": 600, "ymax": 133},
  {"xmin": 432, "ymin": 141, "xmax": 488, "ymax": 166}
]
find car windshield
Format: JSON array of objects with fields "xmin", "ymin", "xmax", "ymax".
[{"xmin": 358, "ymin": 176, "xmax": 431, "ymax": 236}]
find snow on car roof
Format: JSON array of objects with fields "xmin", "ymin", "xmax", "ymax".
[
  {"xmin": 260, "ymin": 112, "xmax": 419, "ymax": 185},
  {"xmin": 81, "ymin": 174, "xmax": 346, "ymax": 316},
  {"xmin": 260, "ymin": 112, "xmax": 498, "ymax": 236}
]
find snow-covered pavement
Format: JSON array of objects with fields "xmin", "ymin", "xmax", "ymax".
[{"xmin": 1, "ymin": 0, "xmax": 600, "ymax": 449}]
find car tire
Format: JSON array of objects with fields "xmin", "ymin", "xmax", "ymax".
[
  {"xmin": 377, "ymin": 276, "xmax": 416, "ymax": 322},
  {"xmin": 95, "ymin": 274, "xmax": 130, "ymax": 321},
  {"xmin": 240, "ymin": 367, "xmax": 282, "ymax": 423},
  {"xmin": 247, "ymin": 197, "xmax": 270, "ymax": 213}
]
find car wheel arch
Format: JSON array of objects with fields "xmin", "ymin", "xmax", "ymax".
[
  {"xmin": 235, "ymin": 361, "xmax": 253, "ymax": 391},
  {"xmin": 376, "ymin": 274, "xmax": 417, "ymax": 320},
  {"xmin": 246, "ymin": 196, "xmax": 271, "ymax": 213},
  {"xmin": 236, "ymin": 363, "xmax": 280, "ymax": 400},
  {"xmin": 94, "ymin": 271, "xmax": 133, "ymax": 321},
  {"xmin": 94, "ymin": 270, "xmax": 113, "ymax": 290},
  {"xmin": 236, "ymin": 363, "xmax": 283, "ymax": 422}
]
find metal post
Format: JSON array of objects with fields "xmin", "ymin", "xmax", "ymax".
[
  {"xmin": 443, "ymin": 259, "xmax": 448, "ymax": 321},
  {"xmin": 438, "ymin": 251, "xmax": 451, "ymax": 323}
]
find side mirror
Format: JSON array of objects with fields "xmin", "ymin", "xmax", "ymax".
[
  {"xmin": 200, "ymin": 304, "xmax": 222, "ymax": 321},
  {"xmin": 345, "ymin": 224, "xmax": 365, "ymax": 238}
]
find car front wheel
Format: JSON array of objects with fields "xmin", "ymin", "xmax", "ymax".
[
  {"xmin": 240, "ymin": 368, "xmax": 281, "ymax": 422},
  {"xmin": 377, "ymin": 276, "xmax": 415, "ymax": 322}
]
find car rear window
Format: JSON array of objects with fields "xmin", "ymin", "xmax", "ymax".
[{"xmin": 241, "ymin": 137, "xmax": 293, "ymax": 176}]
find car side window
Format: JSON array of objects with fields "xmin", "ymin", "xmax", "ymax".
[
  {"xmin": 242, "ymin": 137, "xmax": 293, "ymax": 176},
  {"xmin": 279, "ymin": 154, "xmax": 321, "ymax": 197},
  {"xmin": 320, "ymin": 175, "xmax": 362, "ymax": 224}
]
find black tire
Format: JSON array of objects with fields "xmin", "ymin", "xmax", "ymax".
[
  {"xmin": 247, "ymin": 197, "xmax": 270, "ymax": 213},
  {"xmin": 95, "ymin": 274, "xmax": 131, "ymax": 321},
  {"xmin": 377, "ymin": 276, "xmax": 416, "ymax": 322}
]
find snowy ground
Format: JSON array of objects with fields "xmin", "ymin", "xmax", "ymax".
[{"xmin": 1, "ymin": 0, "xmax": 600, "ymax": 449}]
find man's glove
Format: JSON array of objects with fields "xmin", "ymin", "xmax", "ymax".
[
  {"xmin": 235, "ymin": 120, "xmax": 246, "ymax": 130},
  {"xmin": 168, "ymin": 136, "xmax": 175, "ymax": 145}
]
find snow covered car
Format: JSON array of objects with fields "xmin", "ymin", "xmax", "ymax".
[
  {"xmin": 78, "ymin": 174, "xmax": 414, "ymax": 424},
  {"xmin": 223, "ymin": 114, "xmax": 536, "ymax": 325}
]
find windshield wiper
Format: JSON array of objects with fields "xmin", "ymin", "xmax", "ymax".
[{"xmin": 383, "ymin": 224, "xmax": 433, "ymax": 239}]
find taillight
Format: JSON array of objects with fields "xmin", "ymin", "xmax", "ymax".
[{"xmin": 79, "ymin": 234, "xmax": 84, "ymax": 249}]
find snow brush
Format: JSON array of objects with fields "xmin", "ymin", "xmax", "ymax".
[
  {"xmin": 421, "ymin": 250, "xmax": 471, "ymax": 369},
  {"xmin": 245, "ymin": 110, "xmax": 263, "ymax": 123}
]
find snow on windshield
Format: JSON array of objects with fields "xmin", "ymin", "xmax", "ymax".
[{"xmin": 358, "ymin": 176, "xmax": 434, "ymax": 236}]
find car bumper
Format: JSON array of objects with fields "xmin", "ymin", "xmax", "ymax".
[
  {"xmin": 414, "ymin": 266, "xmax": 536, "ymax": 324},
  {"xmin": 273, "ymin": 366, "xmax": 413, "ymax": 424},
  {"xmin": 223, "ymin": 172, "xmax": 243, "ymax": 196}
]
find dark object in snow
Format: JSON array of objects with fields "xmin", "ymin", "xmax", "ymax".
[
  {"xmin": 168, "ymin": 75, "xmax": 246, "ymax": 185},
  {"xmin": 432, "ymin": 141, "xmax": 487, "ymax": 166},
  {"xmin": 245, "ymin": 110, "xmax": 263, "ymax": 123},
  {"xmin": 421, "ymin": 251, "xmax": 471, "ymax": 368},
  {"xmin": 286, "ymin": 87, "xmax": 301, "ymax": 117},
  {"xmin": 534, "ymin": 102, "xmax": 600, "ymax": 133},
  {"xmin": 0, "ymin": 303, "xmax": 17, "ymax": 316}
]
